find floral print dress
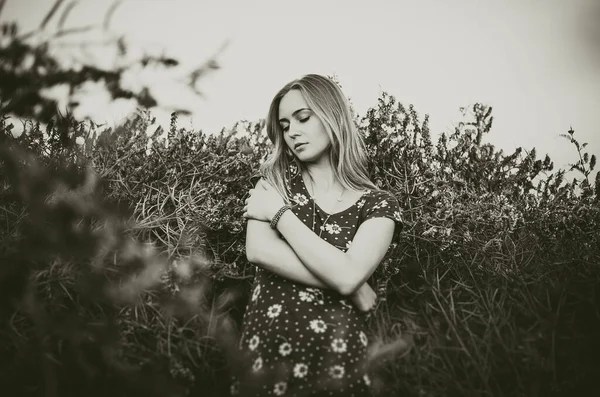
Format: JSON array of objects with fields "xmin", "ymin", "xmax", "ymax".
[{"xmin": 232, "ymin": 164, "xmax": 403, "ymax": 397}]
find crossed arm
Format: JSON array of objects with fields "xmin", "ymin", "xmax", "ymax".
[
  {"xmin": 245, "ymin": 219, "xmax": 336, "ymax": 289},
  {"xmin": 245, "ymin": 219, "xmax": 377, "ymax": 311},
  {"xmin": 245, "ymin": 181, "xmax": 397, "ymax": 305}
]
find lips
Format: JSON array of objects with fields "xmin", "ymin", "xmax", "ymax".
[{"xmin": 294, "ymin": 143, "xmax": 307, "ymax": 149}]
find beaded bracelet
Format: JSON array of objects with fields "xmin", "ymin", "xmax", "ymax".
[{"xmin": 270, "ymin": 205, "xmax": 292, "ymax": 229}]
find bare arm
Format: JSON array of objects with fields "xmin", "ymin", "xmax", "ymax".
[
  {"xmin": 244, "ymin": 179, "xmax": 381, "ymax": 310},
  {"xmin": 275, "ymin": 211, "xmax": 395, "ymax": 296},
  {"xmin": 246, "ymin": 218, "xmax": 330, "ymax": 288},
  {"xmin": 246, "ymin": 218, "xmax": 377, "ymax": 311}
]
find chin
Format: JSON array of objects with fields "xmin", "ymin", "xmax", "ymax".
[{"xmin": 298, "ymin": 153, "xmax": 327, "ymax": 165}]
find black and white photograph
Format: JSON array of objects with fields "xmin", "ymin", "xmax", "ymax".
[{"xmin": 0, "ymin": 0, "xmax": 599, "ymax": 396}]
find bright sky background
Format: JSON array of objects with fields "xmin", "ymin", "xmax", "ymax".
[{"xmin": 4, "ymin": 0, "xmax": 600, "ymax": 181}]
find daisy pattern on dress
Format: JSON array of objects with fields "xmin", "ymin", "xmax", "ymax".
[
  {"xmin": 363, "ymin": 374, "xmax": 371, "ymax": 386},
  {"xmin": 303, "ymin": 288, "xmax": 324, "ymax": 304},
  {"xmin": 329, "ymin": 365, "xmax": 345, "ymax": 379},
  {"xmin": 267, "ymin": 304, "xmax": 282, "ymax": 318},
  {"xmin": 293, "ymin": 363, "xmax": 308, "ymax": 378},
  {"xmin": 273, "ymin": 381, "xmax": 288, "ymax": 396},
  {"xmin": 289, "ymin": 163, "xmax": 298, "ymax": 175},
  {"xmin": 309, "ymin": 319, "xmax": 327, "ymax": 333},
  {"xmin": 324, "ymin": 223, "xmax": 342, "ymax": 234},
  {"xmin": 292, "ymin": 193, "xmax": 309, "ymax": 206},
  {"xmin": 251, "ymin": 284, "xmax": 261, "ymax": 302},
  {"xmin": 298, "ymin": 290, "xmax": 314, "ymax": 302},
  {"xmin": 359, "ymin": 331, "xmax": 368, "ymax": 347},
  {"xmin": 236, "ymin": 179, "xmax": 401, "ymax": 396},
  {"xmin": 279, "ymin": 342, "xmax": 292, "ymax": 356},
  {"xmin": 248, "ymin": 335, "xmax": 260, "ymax": 351},
  {"xmin": 373, "ymin": 199, "xmax": 388, "ymax": 210},
  {"xmin": 252, "ymin": 357, "xmax": 263, "ymax": 372},
  {"xmin": 393, "ymin": 210, "xmax": 403, "ymax": 222},
  {"xmin": 331, "ymin": 338, "xmax": 347, "ymax": 353}
]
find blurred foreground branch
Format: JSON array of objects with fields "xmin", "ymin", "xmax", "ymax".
[{"xmin": 0, "ymin": 0, "xmax": 224, "ymax": 123}]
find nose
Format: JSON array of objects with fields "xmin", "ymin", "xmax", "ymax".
[{"xmin": 288, "ymin": 127, "xmax": 301, "ymax": 138}]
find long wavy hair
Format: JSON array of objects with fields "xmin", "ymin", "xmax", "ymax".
[{"xmin": 259, "ymin": 74, "xmax": 377, "ymax": 205}]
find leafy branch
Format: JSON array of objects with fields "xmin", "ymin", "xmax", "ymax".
[{"xmin": 0, "ymin": 0, "xmax": 225, "ymax": 122}]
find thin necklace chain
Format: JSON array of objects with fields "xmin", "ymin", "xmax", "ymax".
[
  {"xmin": 307, "ymin": 176, "xmax": 344, "ymax": 237},
  {"xmin": 307, "ymin": 177, "xmax": 345, "ymax": 203}
]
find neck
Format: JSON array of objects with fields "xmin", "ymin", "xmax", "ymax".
[{"xmin": 304, "ymin": 162, "xmax": 342, "ymax": 194}]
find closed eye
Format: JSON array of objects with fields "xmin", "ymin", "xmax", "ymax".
[{"xmin": 281, "ymin": 116, "xmax": 310, "ymax": 132}]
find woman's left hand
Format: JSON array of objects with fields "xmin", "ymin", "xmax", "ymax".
[
  {"xmin": 351, "ymin": 282, "xmax": 378, "ymax": 312},
  {"xmin": 242, "ymin": 179, "xmax": 285, "ymax": 222}
]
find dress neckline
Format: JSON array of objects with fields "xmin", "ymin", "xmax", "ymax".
[{"xmin": 297, "ymin": 174, "xmax": 370, "ymax": 216}]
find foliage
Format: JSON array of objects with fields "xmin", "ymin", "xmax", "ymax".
[
  {"xmin": 0, "ymin": 0, "xmax": 222, "ymax": 122},
  {"xmin": 358, "ymin": 94, "xmax": 600, "ymax": 396},
  {"xmin": 0, "ymin": 113, "xmax": 247, "ymax": 397},
  {"xmin": 1, "ymin": 86, "xmax": 599, "ymax": 397}
]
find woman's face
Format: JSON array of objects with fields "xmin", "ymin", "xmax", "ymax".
[{"xmin": 278, "ymin": 89, "xmax": 331, "ymax": 164}]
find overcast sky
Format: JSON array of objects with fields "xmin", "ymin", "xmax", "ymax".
[{"xmin": 4, "ymin": 0, "xmax": 600, "ymax": 181}]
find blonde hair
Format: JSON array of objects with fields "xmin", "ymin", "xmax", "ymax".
[{"xmin": 259, "ymin": 74, "xmax": 378, "ymax": 204}]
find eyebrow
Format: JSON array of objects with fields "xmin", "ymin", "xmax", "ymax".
[{"xmin": 278, "ymin": 108, "xmax": 311, "ymax": 123}]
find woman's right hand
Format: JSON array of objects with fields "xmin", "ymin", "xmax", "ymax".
[{"xmin": 350, "ymin": 282, "xmax": 377, "ymax": 312}]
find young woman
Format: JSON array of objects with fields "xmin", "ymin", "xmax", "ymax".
[{"xmin": 236, "ymin": 74, "xmax": 403, "ymax": 396}]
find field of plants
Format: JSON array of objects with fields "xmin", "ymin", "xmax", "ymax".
[{"xmin": 1, "ymin": 94, "xmax": 599, "ymax": 397}]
